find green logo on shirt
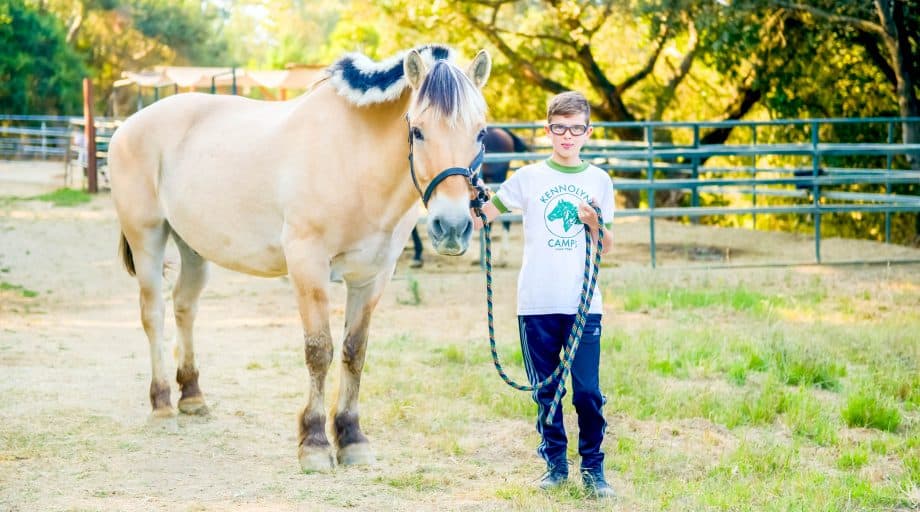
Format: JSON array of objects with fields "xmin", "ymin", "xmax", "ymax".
[
  {"xmin": 548, "ymin": 200, "xmax": 581, "ymax": 231},
  {"xmin": 544, "ymin": 194, "xmax": 584, "ymax": 239}
]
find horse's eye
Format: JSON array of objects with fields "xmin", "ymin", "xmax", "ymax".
[
  {"xmin": 412, "ymin": 127, "xmax": 424, "ymax": 141},
  {"xmin": 477, "ymin": 129, "xmax": 487, "ymax": 142}
]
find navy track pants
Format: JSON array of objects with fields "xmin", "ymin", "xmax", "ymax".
[{"xmin": 518, "ymin": 313, "xmax": 606, "ymax": 470}]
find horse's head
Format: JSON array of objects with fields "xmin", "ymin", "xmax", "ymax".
[
  {"xmin": 404, "ymin": 49, "xmax": 491, "ymax": 256},
  {"xmin": 549, "ymin": 199, "xmax": 581, "ymax": 232}
]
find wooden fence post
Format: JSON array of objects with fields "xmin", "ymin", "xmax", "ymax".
[{"xmin": 83, "ymin": 78, "xmax": 98, "ymax": 194}]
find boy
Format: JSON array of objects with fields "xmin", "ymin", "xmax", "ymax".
[{"xmin": 475, "ymin": 91, "xmax": 616, "ymax": 498}]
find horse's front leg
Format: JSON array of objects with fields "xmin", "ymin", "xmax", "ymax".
[
  {"xmin": 286, "ymin": 240, "xmax": 335, "ymax": 472},
  {"xmin": 332, "ymin": 273, "xmax": 388, "ymax": 465}
]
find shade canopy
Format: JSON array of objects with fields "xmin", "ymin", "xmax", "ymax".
[{"xmin": 114, "ymin": 65, "xmax": 327, "ymax": 90}]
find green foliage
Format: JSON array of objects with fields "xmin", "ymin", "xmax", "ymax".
[
  {"xmin": 397, "ymin": 275, "xmax": 422, "ymax": 305},
  {"xmin": 836, "ymin": 446, "xmax": 870, "ymax": 470},
  {"xmin": 131, "ymin": 0, "xmax": 228, "ymax": 65},
  {"xmin": 375, "ymin": 469, "xmax": 446, "ymax": 491},
  {"xmin": 33, "ymin": 188, "xmax": 92, "ymax": 207},
  {"xmin": 713, "ymin": 440, "xmax": 797, "ymax": 478},
  {"xmin": 842, "ymin": 388, "xmax": 902, "ymax": 432},
  {"xmin": 783, "ymin": 388, "xmax": 838, "ymax": 445},
  {"xmin": 0, "ymin": 0, "xmax": 86, "ymax": 114},
  {"xmin": 622, "ymin": 284, "xmax": 776, "ymax": 313},
  {"xmin": 768, "ymin": 344, "xmax": 845, "ymax": 390},
  {"xmin": 0, "ymin": 282, "xmax": 39, "ymax": 298}
]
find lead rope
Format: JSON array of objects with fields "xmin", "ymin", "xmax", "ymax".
[{"xmin": 476, "ymin": 205, "xmax": 603, "ymax": 425}]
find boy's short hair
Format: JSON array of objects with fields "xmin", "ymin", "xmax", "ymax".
[{"xmin": 547, "ymin": 91, "xmax": 590, "ymax": 124}]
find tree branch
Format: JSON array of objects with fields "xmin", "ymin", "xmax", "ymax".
[
  {"xmin": 652, "ymin": 20, "xmax": 699, "ymax": 120},
  {"xmin": 462, "ymin": 11, "xmax": 571, "ymax": 96},
  {"xmin": 617, "ymin": 17, "xmax": 671, "ymax": 94},
  {"xmin": 853, "ymin": 30, "xmax": 896, "ymax": 84},
  {"xmin": 491, "ymin": 26, "xmax": 576, "ymax": 47},
  {"xmin": 776, "ymin": 1, "xmax": 887, "ymax": 39},
  {"xmin": 66, "ymin": 6, "xmax": 84, "ymax": 44},
  {"xmin": 584, "ymin": 0, "xmax": 614, "ymax": 37},
  {"xmin": 700, "ymin": 73, "xmax": 763, "ymax": 147}
]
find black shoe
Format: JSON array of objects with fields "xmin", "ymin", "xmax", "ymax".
[
  {"xmin": 537, "ymin": 461, "xmax": 569, "ymax": 490},
  {"xmin": 581, "ymin": 467, "xmax": 616, "ymax": 499}
]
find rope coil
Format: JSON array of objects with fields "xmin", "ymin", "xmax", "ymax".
[{"xmin": 477, "ymin": 205, "xmax": 603, "ymax": 425}]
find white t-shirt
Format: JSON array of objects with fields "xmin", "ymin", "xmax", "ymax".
[{"xmin": 494, "ymin": 159, "xmax": 615, "ymax": 315}]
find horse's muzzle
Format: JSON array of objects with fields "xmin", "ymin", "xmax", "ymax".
[{"xmin": 428, "ymin": 213, "xmax": 472, "ymax": 256}]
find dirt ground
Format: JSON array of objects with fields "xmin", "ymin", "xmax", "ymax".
[{"xmin": 1, "ymin": 162, "xmax": 919, "ymax": 511}]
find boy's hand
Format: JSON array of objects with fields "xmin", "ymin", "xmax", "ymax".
[
  {"xmin": 471, "ymin": 211, "xmax": 484, "ymax": 231},
  {"xmin": 472, "ymin": 201, "xmax": 500, "ymax": 230},
  {"xmin": 578, "ymin": 199, "xmax": 600, "ymax": 231}
]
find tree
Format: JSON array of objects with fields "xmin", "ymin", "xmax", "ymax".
[
  {"xmin": 778, "ymin": 1, "xmax": 918, "ymax": 161},
  {"xmin": 37, "ymin": 0, "xmax": 230, "ymax": 113},
  {"xmin": 372, "ymin": 1, "xmax": 796, "ymax": 143},
  {"xmin": 0, "ymin": 0, "xmax": 86, "ymax": 114}
]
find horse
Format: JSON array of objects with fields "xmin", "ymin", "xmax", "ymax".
[
  {"xmin": 108, "ymin": 44, "xmax": 492, "ymax": 472},
  {"xmin": 409, "ymin": 126, "xmax": 529, "ymax": 267}
]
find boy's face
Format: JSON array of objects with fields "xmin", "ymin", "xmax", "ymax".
[{"xmin": 545, "ymin": 113, "xmax": 593, "ymax": 164}]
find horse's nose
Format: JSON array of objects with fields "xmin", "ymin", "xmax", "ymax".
[
  {"xmin": 428, "ymin": 213, "xmax": 472, "ymax": 255},
  {"xmin": 459, "ymin": 217, "xmax": 473, "ymax": 239},
  {"xmin": 430, "ymin": 217, "xmax": 446, "ymax": 240},
  {"xmin": 429, "ymin": 214, "xmax": 471, "ymax": 240}
]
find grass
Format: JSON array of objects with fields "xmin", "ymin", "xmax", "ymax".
[
  {"xmin": 621, "ymin": 285, "xmax": 777, "ymax": 313},
  {"xmin": 4, "ymin": 256, "xmax": 919, "ymax": 511},
  {"xmin": 0, "ymin": 281, "xmax": 38, "ymax": 298},
  {"xmin": 768, "ymin": 342, "xmax": 846, "ymax": 390},
  {"xmin": 397, "ymin": 274, "xmax": 423, "ymax": 305},
  {"xmin": 32, "ymin": 188, "xmax": 92, "ymax": 207},
  {"xmin": 842, "ymin": 387, "xmax": 902, "ymax": 432},
  {"xmin": 565, "ymin": 270, "xmax": 919, "ymax": 509}
]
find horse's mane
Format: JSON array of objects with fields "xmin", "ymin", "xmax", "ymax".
[
  {"xmin": 327, "ymin": 44, "xmax": 457, "ymax": 107},
  {"xmin": 413, "ymin": 60, "xmax": 486, "ymax": 128}
]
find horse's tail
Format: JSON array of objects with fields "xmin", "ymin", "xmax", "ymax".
[
  {"xmin": 119, "ymin": 233, "xmax": 136, "ymax": 277},
  {"xmin": 507, "ymin": 129, "xmax": 530, "ymax": 152}
]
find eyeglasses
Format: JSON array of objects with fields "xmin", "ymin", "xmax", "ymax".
[{"xmin": 548, "ymin": 123, "xmax": 589, "ymax": 136}]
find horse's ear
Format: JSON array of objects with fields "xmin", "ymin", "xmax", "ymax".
[
  {"xmin": 404, "ymin": 50, "xmax": 427, "ymax": 89},
  {"xmin": 467, "ymin": 50, "xmax": 491, "ymax": 89}
]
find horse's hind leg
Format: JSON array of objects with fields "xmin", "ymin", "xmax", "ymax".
[
  {"xmin": 126, "ymin": 223, "xmax": 174, "ymax": 418},
  {"xmin": 172, "ymin": 233, "xmax": 210, "ymax": 415},
  {"xmin": 331, "ymin": 274, "xmax": 387, "ymax": 466}
]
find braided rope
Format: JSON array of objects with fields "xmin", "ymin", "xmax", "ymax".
[{"xmin": 477, "ymin": 205, "xmax": 603, "ymax": 425}]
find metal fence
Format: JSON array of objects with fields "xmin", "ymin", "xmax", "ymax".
[
  {"xmin": 489, "ymin": 117, "xmax": 920, "ymax": 266},
  {"xmin": 1, "ymin": 115, "xmax": 120, "ymax": 188},
  {"xmin": 0, "ymin": 115, "xmax": 78, "ymax": 160},
  {"xmin": 4, "ymin": 114, "xmax": 918, "ymax": 266}
]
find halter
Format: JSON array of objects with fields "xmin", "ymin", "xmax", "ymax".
[{"xmin": 406, "ymin": 114, "xmax": 490, "ymax": 209}]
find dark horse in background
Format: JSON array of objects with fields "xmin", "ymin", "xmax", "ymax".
[{"xmin": 410, "ymin": 126, "xmax": 530, "ymax": 267}]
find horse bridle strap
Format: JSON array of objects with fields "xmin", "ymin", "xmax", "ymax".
[{"xmin": 406, "ymin": 114, "xmax": 489, "ymax": 208}]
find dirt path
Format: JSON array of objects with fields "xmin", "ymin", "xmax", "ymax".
[{"xmin": 2, "ymin": 165, "xmax": 919, "ymax": 510}]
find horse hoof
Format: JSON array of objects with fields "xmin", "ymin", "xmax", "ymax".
[
  {"xmin": 337, "ymin": 443, "xmax": 376, "ymax": 466},
  {"xmin": 299, "ymin": 446, "xmax": 335, "ymax": 473},
  {"xmin": 178, "ymin": 397, "xmax": 210, "ymax": 416}
]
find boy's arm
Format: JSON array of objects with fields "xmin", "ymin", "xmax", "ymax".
[
  {"xmin": 584, "ymin": 221, "xmax": 614, "ymax": 256},
  {"xmin": 578, "ymin": 201, "xmax": 614, "ymax": 255}
]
